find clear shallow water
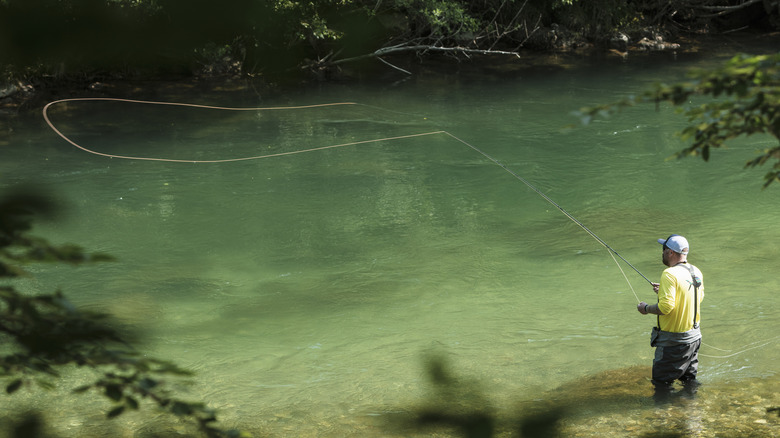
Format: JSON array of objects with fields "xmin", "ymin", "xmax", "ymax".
[{"xmin": 2, "ymin": 47, "xmax": 779, "ymax": 436}]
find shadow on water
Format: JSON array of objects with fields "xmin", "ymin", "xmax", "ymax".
[
  {"xmin": 3, "ymin": 355, "xmax": 777, "ymax": 437},
  {"xmin": 378, "ymin": 355, "xmax": 779, "ymax": 438}
]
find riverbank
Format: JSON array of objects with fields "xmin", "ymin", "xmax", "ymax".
[{"xmin": 2, "ymin": 29, "xmax": 777, "ymax": 118}]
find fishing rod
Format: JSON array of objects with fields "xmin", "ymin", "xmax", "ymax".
[
  {"xmin": 46, "ymin": 98, "xmax": 780, "ymax": 358},
  {"xmin": 445, "ymin": 133, "xmax": 780, "ymax": 358},
  {"xmin": 442, "ymin": 131, "xmax": 654, "ymax": 287},
  {"xmin": 43, "ymin": 98, "xmax": 653, "ymax": 286}
]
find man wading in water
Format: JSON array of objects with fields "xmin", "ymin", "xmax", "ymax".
[{"xmin": 637, "ymin": 234, "xmax": 703, "ymax": 402}]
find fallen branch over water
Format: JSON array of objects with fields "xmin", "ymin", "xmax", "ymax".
[{"xmin": 309, "ymin": 44, "xmax": 521, "ymax": 75}]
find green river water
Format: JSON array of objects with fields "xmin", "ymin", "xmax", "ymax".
[{"xmin": 1, "ymin": 37, "xmax": 779, "ymax": 437}]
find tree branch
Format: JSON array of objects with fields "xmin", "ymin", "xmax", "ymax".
[
  {"xmin": 695, "ymin": 0, "xmax": 763, "ymax": 17},
  {"xmin": 326, "ymin": 44, "xmax": 520, "ymax": 69},
  {"xmin": 376, "ymin": 56, "xmax": 412, "ymax": 75}
]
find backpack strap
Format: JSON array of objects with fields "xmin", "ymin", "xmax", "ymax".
[{"xmin": 682, "ymin": 263, "xmax": 701, "ymax": 329}]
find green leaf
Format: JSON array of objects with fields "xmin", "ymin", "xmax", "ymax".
[
  {"xmin": 105, "ymin": 384, "xmax": 123, "ymax": 401},
  {"xmin": 125, "ymin": 396, "xmax": 139, "ymax": 410},
  {"xmin": 6, "ymin": 379, "xmax": 23, "ymax": 394},
  {"xmin": 138, "ymin": 377, "xmax": 158, "ymax": 391},
  {"xmin": 107, "ymin": 405, "xmax": 125, "ymax": 419},
  {"xmin": 171, "ymin": 401, "xmax": 194, "ymax": 416},
  {"xmin": 73, "ymin": 384, "xmax": 92, "ymax": 393}
]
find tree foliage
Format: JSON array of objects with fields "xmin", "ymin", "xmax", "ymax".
[
  {"xmin": 578, "ymin": 53, "xmax": 780, "ymax": 187},
  {"xmin": 0, "ymin": 188, "xmax": 244, "ymax": 437},
  {"xmin": 2, "ymin": 0, "xmax": 774, "ymax": 81}
]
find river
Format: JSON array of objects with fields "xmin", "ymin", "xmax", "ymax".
[{"xmin": 1, "ymin": 34, "xmax": 778, "ymax": 437}]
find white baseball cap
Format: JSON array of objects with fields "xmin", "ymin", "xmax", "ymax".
[{"xmin": 658, "ymin": 234, "xmax": 689, "ymax": 254}]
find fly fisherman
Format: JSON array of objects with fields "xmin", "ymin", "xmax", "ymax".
[{"xmin": 637, "ymin": 234, "xmax": 703, "ymax": 402}]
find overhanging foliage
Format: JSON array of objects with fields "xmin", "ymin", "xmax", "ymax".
[
  {"xmin": 0, "ymin": 188, "xmax": 244, "ymax": 437},
  {"xmin": 578, "ymin": 53, "xmax": 780, "ymax": 188}
]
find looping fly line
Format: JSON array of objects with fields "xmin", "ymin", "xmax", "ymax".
[
  {"xmin": 43, "ymin": 98, "xmax": 447, "ymax": 163},
  {"xmin": 43, "ymin": 97, "xmax": 648, "ymax": 295},
  {"xmin": 43, "ymin": 97, "xmax": 780, "ymax": 357}
]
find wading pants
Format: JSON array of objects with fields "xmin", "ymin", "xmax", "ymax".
[{"xmin": 652, "ymin": 337, "xmax": 701, "ymax": 386}]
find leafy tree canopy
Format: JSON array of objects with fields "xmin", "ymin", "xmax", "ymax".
[{"xmin": 4, "ymin": 0, "xmax": 773, "ymax": 81}]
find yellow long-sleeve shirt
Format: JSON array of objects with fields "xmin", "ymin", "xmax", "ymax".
[{"xmin": 657, "ymin": 263, "xmax": 704, "ymax": 333}]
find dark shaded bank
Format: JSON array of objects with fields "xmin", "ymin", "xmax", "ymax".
[{"xmin": 1, "ymin": 29, "xmax": 778, "ymax": 117}]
